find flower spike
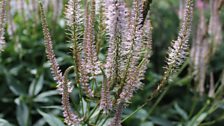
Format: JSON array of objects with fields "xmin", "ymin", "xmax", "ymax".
[
  {"xmin": 62, "ymin": 66, "xmax": 82, "ymax": 125},
  {"xmin": 150, "ymin": 0, "xmax": 194, "ymax": 100},
  {"xmin": 0, "ymin": 0, "xmax": 6, "ymax": 52},
  {"xmin": 40, "ymin": 2, "xmax": 82, "ymax": 125},
  {"xmin": 39, "ymin": 2, "xmax": 65, "ymax": 92},
  {"xmin": 101, "ymin": 0, "xmax": 130, "ymax": 112},
  {"xmin": 166, "ymin": 0, "xmax": 193, "ymax": 71}
]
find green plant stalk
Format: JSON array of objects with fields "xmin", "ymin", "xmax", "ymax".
[
  {"xmin": 148, "ymin": 86, "xmax": 170, "ymax": 115},
  {"xmin": 122, "ymin": 102, "xmax": 147, "ymax": 123},
  {"xmin": 121, "ymin": 86, "xmax": 169, "ymax": 123}
]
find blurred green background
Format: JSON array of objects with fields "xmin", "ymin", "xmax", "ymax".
[{"xmin": 0, "ymin": 0, "xmax": 224, "ymax": 126}]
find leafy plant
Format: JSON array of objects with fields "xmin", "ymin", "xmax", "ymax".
[
  {"xmin": 39, "ymin": 0, "xmax": 193, "ymax": 125},
  {"xmin": 1, "ymin": 0, "xmax": 224, "ymax": 126}
]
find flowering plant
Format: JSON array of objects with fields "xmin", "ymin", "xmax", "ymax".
[
  {"xmin": 0, "ymin": 0, "xmax": 6, "ymax": 52},
  {"xmin": 40, "ymin": 0, "xmax": 193, "ymax": 125}
]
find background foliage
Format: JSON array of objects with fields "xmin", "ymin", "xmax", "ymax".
[{"xmin": 0, "ymin": 0, "xmax": 224, "ymax": 126}]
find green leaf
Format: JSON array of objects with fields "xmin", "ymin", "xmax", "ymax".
[
  {"xmin": 34, "ymin": 90, "xmax": 58, "ymax": 102},
  {"xmin": 196, "ymin": 113, "xmax": 208, "ymax": 124},
  {"xmin": 5, "ymin": 70, "xmax": 26, "ymax": 96},
  {"xmin": 82, "ymin": 98, "xmax": 88, "ymax": 114},
  {"xmin": 141, "ymin": 122, "xmax": 154, "ymax": 126},
  {"xmin": 0, "ymin": 118, "xmax": 14, "ymax": 126},
  {"xmin": 40, "ymin": 106, "xmax": 62, "ymax": 110},
  {"xmin": 174, "ymin": 102, "xmax": 188, "ymax": 120},
  {"xmin": 135, "ymin": 109, "xmax": 148, "ymax": 121},
  {"xmin": 37, "ymin": 110, "xmax": 65, "ymax": 126},
  {"xmin": 29, "ymin": 74, "xmax": 44, "ymax": 96},
  {"xmin": 90, "ymin": 108, "xmax": 101, "ymax": 120},
  {"xmin": 15, "ymin": 99, "xmax": 29, "ymax": 126},
  {"xmin": 150, "ymin": 116, "xmax": 173, "ymax": 126},
  {"xmin": 28, "ymin": 80, "xmax": 36, "ymax": 96},
  {"xmin": 187, "ymin": 113, "xmax": 208, "ymax": 126},
  {"xmin": 34, "ymin": 74, "xmax": 44, "ymax": 95},
  {"xmin": 33, "ymin": 118, "xmax": 45, "ymax": 126}
]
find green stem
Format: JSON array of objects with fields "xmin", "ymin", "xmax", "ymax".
[
  {"xmin": 148, "ymin": 86, "xmax": 169, "ymax": 115},
  {"xmin": 121, "ymin": 86, "xmax": 169, "ymax": 123},
  {"xmin": 122, "ymin": 102, "xmax": 147, "ymax": 123}
]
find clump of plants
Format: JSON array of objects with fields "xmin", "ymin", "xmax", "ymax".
[{"xmin": 39, "ymin": 0, "xmax": 193, "ymax": 125}]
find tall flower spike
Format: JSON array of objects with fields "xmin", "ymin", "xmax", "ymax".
[
  {"xmin": 62, "ymin": 67, "xmax": 82, "ymax": 126},
  {"xmin": 104, "ymin": 0, "xmax": 127, "ymax": 82},
  {"xmin": 96, "ymin": 0, "xmax": 106, "ymax": 54},
  {"xmin": 116, "ymin": 0, "xmax": 145, "ymax": 104},
  {"xmin": 65, "ymin": 0, "xmax": 82, "ymax": 27},
  {"xmin": 65, "ymin": 0, "xmax": 82, "ymax": 80},
  {"xmin": 167, "ymin": 0, "xmax": 193, "ymax": 73},
  {"xmin": 100, "ymin": 0, "xmax": 116, "ymax": 112},
  {"xmin": 104, "ymin": 0, "xmax": 117, "ymax": 81},
  {"xmin": 150, "ymin": 0, "xmax": 193, "ymax": 100},
  {"xmin": 39, "ymin": 2, "xmax": 64, "ymax": 92},
  {"xmin": 79, "ymin": 61, "xmax": 94, "ymax": 97},
  {"xmin": 65, "ymin": 0, "xmax": 93, "ymax": 97},
  {"xmin": 77, "ymin": 0, "xmax": 96, "ymax": 97},
  {"xmin": 101, "ymin": 0, "xmax": 128, "ymax": 112},
  {"xmin": 0, "ymin": 0, "xmax": 6, "ymax": 52},
  {"xmin": 111, "ymin": 1, "xmax": 144, "ymax": 101},
  {"xmin": 84, "ymin": 0, "xmax": 100, "ymax": 76},
  {"xmin": 65, "ymin": 0, "xmax": 82, "ymax": 74},
  {"xmin": 40, "ymin": 3, "xmax": 81, "ymax": 125},
  {"xmin": 110, "ymin": 3, "xmax": 152, "ymax": 125},
  {"xmin": 120, "ymin": 0, "xmax": 144, "ymax": 79},
  {"xmin": 118, "ymin": 19, "xmax": 152, "ymax": 104}
]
